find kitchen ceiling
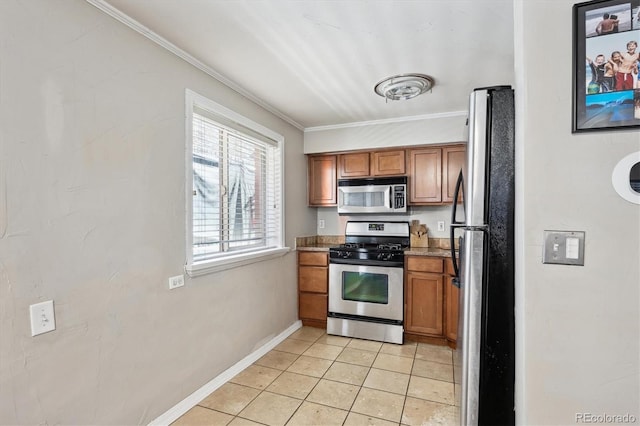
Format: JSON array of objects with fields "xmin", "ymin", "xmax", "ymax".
[{"xmin": 98, "ymin": 0, "xmax": 514, "ymax": 130}]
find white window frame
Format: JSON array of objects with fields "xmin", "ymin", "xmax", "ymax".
[{"xmin": 185, "ymin": 89, "xmax": 288, "ymax": 276}]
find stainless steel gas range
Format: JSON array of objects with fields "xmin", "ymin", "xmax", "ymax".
[{"xmin": 327, "ymin": 221, "xmax": 410, "ymax": 344}]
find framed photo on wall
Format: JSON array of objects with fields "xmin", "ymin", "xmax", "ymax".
[{"xmin": 572, "ymin": 0, "xmax": 640, "ymax": 132}]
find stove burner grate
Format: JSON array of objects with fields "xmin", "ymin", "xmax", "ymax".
[
  {"xmin": 342, "ymin": 243, "xmax": 364, "ymax": 249},
  {"xmin": 377, "ymin": 243, "xmax": 403, "ymax": 250}
]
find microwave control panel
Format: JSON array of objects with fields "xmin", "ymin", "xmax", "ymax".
[{"xmin": 394, "ymin": 186, "xmax": 405, "ymax": 209}]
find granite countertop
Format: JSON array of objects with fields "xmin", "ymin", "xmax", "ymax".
[
  {"xmin": 296, "ymin": 243, "xmax": 334, "ymax": 252},
  {"xmin": 404, "ymin": 247, "xmax": 456, "ymax": 257}
]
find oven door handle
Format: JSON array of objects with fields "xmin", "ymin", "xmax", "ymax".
[{"xmin": 329, "ymin": 258, "xmax": 404, "ymax": 268}]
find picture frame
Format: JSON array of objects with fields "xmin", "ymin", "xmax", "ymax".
[{"xmin": 572, "ymin": 0, "xmax": 640, "ymax": 132}]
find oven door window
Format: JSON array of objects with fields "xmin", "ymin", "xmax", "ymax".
[{"xmin": 342, "ymin": 271, "xmax": 389, "ymax": 304}]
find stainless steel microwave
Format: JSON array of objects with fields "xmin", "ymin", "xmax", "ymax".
[{"xmin": 337, "ymin": 176, "xmax": 407, "ymax": 214}]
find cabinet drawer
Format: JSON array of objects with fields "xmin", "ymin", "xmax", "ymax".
[
  {"xmin": 299, "ymin": 293, "xmax": 328, "ymax": 321},
  {"xmin": 299, "ymin": 266, "xmax": 328, "ymax": 293},
  {"xmin": 298, "ymin": 251, "xmax": 328, "ymax": 266},
  {"xmin": 406, "ymin": 256, "xmax": 443, "ymax": 273}
]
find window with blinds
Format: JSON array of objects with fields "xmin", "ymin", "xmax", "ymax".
[{"xmin": 186, "ymin": 91, "xmax": 283, "ymax": 269}]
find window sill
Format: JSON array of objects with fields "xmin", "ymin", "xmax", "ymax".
[{"xmin": 185, "ymin": 247, "xmax": 291, "ymax": 277}]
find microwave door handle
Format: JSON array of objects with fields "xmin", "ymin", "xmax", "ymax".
[{"xmin": 389, "ymin": 186, "xmax": 393, "ymax": 209}]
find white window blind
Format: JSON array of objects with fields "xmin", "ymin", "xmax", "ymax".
[{"xmin": 186, "ymin": 91, "xmax": 284, "ymax": 272}]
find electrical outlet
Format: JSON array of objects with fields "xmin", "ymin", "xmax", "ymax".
[
  {"xmin": 318, "ymin": 219, "xmax": 325, "ymax": 229},
  {"xmin": 30, "ymin": 300, "xmax": 56, "ymax": 336},
  {"xmin": 437, "ymin": 221, "xmax": 445, "ymax": 232},
  {"xmin": 168, "ymin": 274, "xmax": 185, "ymax": 290}
]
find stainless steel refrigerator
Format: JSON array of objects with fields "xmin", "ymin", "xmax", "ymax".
[{"xmin": 450, "ymin": 86, "xmax": 515, "ymax": 425}]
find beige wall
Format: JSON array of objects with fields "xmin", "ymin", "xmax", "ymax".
[
  {"xmin": 515, "ymin": 0, "xmax": 640, "ymax": 423},
  {"xmin": 0, "ymin": 1, "xmax": 314, "ymax": 424}
]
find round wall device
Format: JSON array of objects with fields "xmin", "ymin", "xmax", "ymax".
[{"xmin": 612, "ymin": 151, "xmax": 640, "ymax": 205}]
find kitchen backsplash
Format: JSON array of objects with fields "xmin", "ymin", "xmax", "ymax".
[{"xmin": 316, "ymin": 205, "xmax": 453, "ymax": 239}]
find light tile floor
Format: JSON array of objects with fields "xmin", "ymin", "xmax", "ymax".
[{"xmin": 173, "ymin": 327, "xmax": 460, "ymax": 426}]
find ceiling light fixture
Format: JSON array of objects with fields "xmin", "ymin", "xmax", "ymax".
[{"xmin": 374, "ymin": 73, "xmax": 435, "ymax": 101}]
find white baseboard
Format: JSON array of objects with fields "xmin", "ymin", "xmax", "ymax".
[{"xmin": 148, "ymin": 320, "xmax": 303, "ymax": 425}]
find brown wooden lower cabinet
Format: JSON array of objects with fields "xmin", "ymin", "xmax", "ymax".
[
  {"xmin": 444, "ymin": 258, "xmax": 459, "ymax": 348},
  {"xmin": 445, "ymin": 275, "xmax": 459, "ymax": 343},
  {"xmin": 405, "ymin": 255, "xmax": 458, "ymax": 348},
  {"xmin": 405, "ymin": 271, "xmax": 444, "ymax": 336},
  {"xmin": 298, "ymin": 251, "xmax": 329, "ymax": 328},
  {"xmin": 299, "ymin": 293, "xmax": 328, "ymax": 324}
]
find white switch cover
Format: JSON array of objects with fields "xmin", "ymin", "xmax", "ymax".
[
  {"xmin": 30, "ymin": 300, "xmax": 56, "ymax": 336},
  {"xmin": 437, "ymin": 221, "xmax": 445, "ymax": 232},
  {"xmin": 168, "ymin": 274, "xmax": 185, "ymax": 290},
  {"xmin": 566, "ymin": 237, "xmax": 580, "ymax": 259},
  {"xmin": 318, "ymin": 219, "xmax": 325, "ymax": 229}
]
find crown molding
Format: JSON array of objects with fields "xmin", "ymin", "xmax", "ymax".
[
  {"xmin": 85, "ymin": 0, "xmax": 305, "ymax": 131},
  {"xmin": 304, "ymin": 110, "xmax": 468, "ymax": 133}
]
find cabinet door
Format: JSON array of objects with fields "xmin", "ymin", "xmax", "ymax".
[
  {"xmin": 299, "ymin": 293, "xmax": 328, "ymax": 322},
  {"xmin": 408, "ymin": 148, "xmax": 442, "ymax": 204},
  {"xmin": 442, "ymin": 145, "xmax": 466, "ymax": 203},
  {"xmin": 372, "ymin": 150, "xmax": 405, "ymax": 176},
  {"xmin": 445, "ymin": 276, "xmax": 459, "ymax": 342},
  {"xmin": 405, "ymin": 271, "xmax": 444, "ymax": 336},
  {"xmin": 339, "ymin": 152, "xmax": 370, "ymax": 178},
  {"xmin": 308, "ymin": 155, "xmax": 337, "ymax": 206}
]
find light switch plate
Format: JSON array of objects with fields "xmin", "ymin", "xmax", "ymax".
[
  {"xmin": 542, "ymin": 230, "xmax": 585, "ymax": 266},
  {"xmin": 30, "ymin": 300, "xmax": 56, "ymax": 336}
]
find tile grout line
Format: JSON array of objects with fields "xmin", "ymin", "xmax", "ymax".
[
  {"xmin": 182, "ymin": 330, "xmax": 457, "ymax": 424},
  {"xmin": 281, "ymin": 332, "xmax": 328, "ymax": 426}
]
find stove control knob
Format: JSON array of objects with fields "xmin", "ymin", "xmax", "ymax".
[
  {"xmin": 376, "ymin": 253, "xmax": 384, "ymax": 260},
  {"xmin": 344, "ymin": 251, "xmax": 353, "ymax": 258}
]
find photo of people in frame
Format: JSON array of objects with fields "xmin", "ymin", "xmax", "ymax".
[
  {"xmin": 585, "ymin": 3, "xmax": 632, "ymax": 36},
  {"xmin": 576, "ymin": 0, "xmax": 640, "ymax": 130},
  {"xmin": 585, "ymin": 34, "xmax": 639, "ymax": 94}
]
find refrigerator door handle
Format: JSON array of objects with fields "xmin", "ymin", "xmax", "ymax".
[{"xmin": 450, "ymin": 170, "xmax": 465, "ymax": 280}]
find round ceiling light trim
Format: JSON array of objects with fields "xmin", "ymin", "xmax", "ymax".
[{"xmin": 374, "ymin": 73, "xmax": 435, "ymax": 101}]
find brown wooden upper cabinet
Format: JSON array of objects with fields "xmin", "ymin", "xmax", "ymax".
[
  {"xmin": 408, "ymin": 144, "xmax": 466, "ymax": 205},
  {"xmin": 339, "ymin": 152, "xmax": 370, "ymax": 178},
  {"xmin": 308, "ymin": 144, "xmax": 465, "ymax": 206},
  {"xmin": 371, "ymin": 150, "xmax": 405, "ymax": 176},
  {"xmin": 308, "ymin": 154, "xmax": 337, "ymax": 206},
  {"xmin": 408, "ymin": 147, "xmax": 442, "ymax": 204},
  {"xmin": 338, "ymin": 149, "xmax": 405, "ymax": 178},
  {"xmin": 442, "ymin": 145, "xmax": 466, "ymax": 203}
]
